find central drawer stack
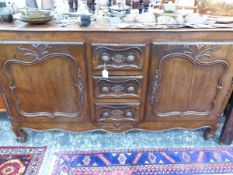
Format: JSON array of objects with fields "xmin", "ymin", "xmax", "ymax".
[{"xmin": 90, "ymin": 43, "xmax": 149, "ymax": 132}]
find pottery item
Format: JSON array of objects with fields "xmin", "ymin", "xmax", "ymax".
[
  {"xmin": 41, "ymin": 0, "xmax": 54, "ymax": 10},
  {"xmin": 17, "ymin": 15, "xmax": 53, "ymax": 24},
  {"xmin": 185, "ymin": 13, "xmax": 206, "ymax": 24},
  {"xmin": 25, "ymin": 0, "xmax": 38, "ymax": 8},
  {"xmin": 162, "ymin": 1, "xmax": 176, "ymax": 13},
  {"xmin": 109, "ymin": 5, "xmax": 130, "ymax": 18},
  {"xmin": 19, "ymin": 8, "xmax": 51, "ymax": 18},
  {"xmin": 17, "ymin": 8, "xmax": 53, "ymax": 24},
  {"xmin": 0, "ymin": 0, "xmax": 14, "ymax": 22}
]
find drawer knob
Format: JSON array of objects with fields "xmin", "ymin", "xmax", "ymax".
[
  {"xmin": 125, "ymin": 111, "xmax": 133, "ymax": 118},
  {"xmin": 103, "ymin": 112, "xmax": 110, "ymax": 118},
  {"xmin": 127, "ymin": 55, "xmax": 136, "ymax": 62},
  {"xmin": 101, "ymin": 54, "xmax": 111, "ymax": 63},
  {"xmin": 102, "ymin": 86, "xmax": 110, "ymax": 93},
  {"xmin": 127, "ymin": 86, "xmax": 135, "ymax": 93}
]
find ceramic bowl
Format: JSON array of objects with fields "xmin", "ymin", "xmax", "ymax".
[{"xmin": 19, "ymin": 8, "xmax": 51, "ymax": 19}]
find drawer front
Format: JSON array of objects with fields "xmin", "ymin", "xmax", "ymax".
[
  {"xmin": 93, "ymin": 76, "xmax": 143, "ymax": 99},
  {"xmin": 92, "ymin": 44, "xmax": 145, "ymax": 71},
  {"xmin": 95, "ymin": 103, "xmax": 139, "ymax": 131}
]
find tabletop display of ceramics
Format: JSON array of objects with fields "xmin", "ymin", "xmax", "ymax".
[{"xmin": 17, "ymin": 8, "xmax": 53, "ymax": 24}]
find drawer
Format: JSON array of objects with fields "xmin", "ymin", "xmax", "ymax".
[
  {"xmin": 93, "ymin": 76, "xmax": 143, "ymax": 99},
  {"xmin": 95, "ymin": 103, "xmax": 139, "ymax": 131},
  {"xmin": 95, "ymin": 103, "xmax": 139, "ymax": 122},
  {"xmin": 91, "ymin": 43, "xmax": 146, "ymax": 71}
]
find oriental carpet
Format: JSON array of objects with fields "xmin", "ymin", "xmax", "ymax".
[
  {"xmin": 0, "ymin": 146, "xmax": 46, "ymax": 175},
  {"xmin": 52, "ymin": 147, "xmax": 233, "ymax": 175}
]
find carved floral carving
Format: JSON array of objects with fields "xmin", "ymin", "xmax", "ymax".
[
  {"xmin": 151, "ymin": 44, "xmax": 228, "ymax": 117},
  {"xmin": 4, "ymin": 44, "xmax": 85, "ymax": 119}
]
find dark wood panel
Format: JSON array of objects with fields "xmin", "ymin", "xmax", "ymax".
[
  {"xmin": 146, "ymin": 43, "xmax": 233, "ymax": 141},
  {"xmin": 0, "ymin": 42, "xmax": 89, "ymax": 123}
]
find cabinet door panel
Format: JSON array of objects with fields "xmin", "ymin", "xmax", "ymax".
[
  {"xmin": 147, "ymin": 43, "xmax": 232, "ymax": 121},
  {"xmin": 0, "ymin": 43, "xmax": 88, "ymax": 121}
]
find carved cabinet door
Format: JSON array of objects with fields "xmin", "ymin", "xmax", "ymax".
[
  {"xmin": 0, "ymin": 42, "xmax": 88, "ymax": 122},
  {"xmin": 146, "ymin": 43, "xmax": 233, "ymax": 123}
]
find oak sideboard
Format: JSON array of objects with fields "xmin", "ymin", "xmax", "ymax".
[{"xmin": 0, "ymin": 23, "xmax": 233, "ymax": 142}]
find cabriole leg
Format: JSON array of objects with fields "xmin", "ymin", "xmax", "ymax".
[
  {"xmin": 204, "ymin": 124, "xmax": 219, "ymax": 140},
  {"xmin": 11, "ymin": 122, "xmax": 27, "ymax": 143}
]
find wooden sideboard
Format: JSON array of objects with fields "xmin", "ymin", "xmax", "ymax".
[{"xmin": 0, "ymin": 23, "xmax": 233, "ymax": 142}]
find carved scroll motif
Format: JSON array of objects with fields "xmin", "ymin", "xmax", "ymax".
[
  {"xmin": 151, "ymin": 45, "xmax": 228, "ymax": 118},
  {"xmin": 4, "ymin": 44, "xmax": 85, "ymax": 119},
  {"xmin": 98, "ymin": 122, "xmax": 137, "ymax": 131},
  {"xmin": 150, "ymin": 69, "xmax": 160, "ymax": 105}
]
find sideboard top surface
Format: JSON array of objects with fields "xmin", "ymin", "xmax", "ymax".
[
  {"xmin": 0, "ymin": 22, "xmax": 233, "ymax": 42},
  {"xmin": 0, "ymin": 22, "xmax": 233, "ymax": 32}
]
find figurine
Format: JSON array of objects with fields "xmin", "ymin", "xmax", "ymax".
[{"xmin": 68, "ymin": 0, "xmax": 78, "ymax": 12}]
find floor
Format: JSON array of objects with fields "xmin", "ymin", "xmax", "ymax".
[{"xmin": 0, "ymin": 112, "xmax": 231, "ymax": 175}]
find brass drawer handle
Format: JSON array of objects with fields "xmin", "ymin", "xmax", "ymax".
[
  {"xmin": 101, "ymin": 54, "xmax": 111, "ymax": 63},
  {"xmin": 127, "ymin": 86, "xmax": 135, "ymax": 93},
  {"xmin": 102, "ymin": 111, "xmax": 110, "ymax": 118},
  {"xmin": 102, "ymin": 86, "xmax": 110, "ymax": 93},
  {"xmin": 125, "ymin": 111, "xmax": 134, "ymax": 118},
  {"xmin": 127, "ymin": 55, "xmax": 136, "ymax": 62}
]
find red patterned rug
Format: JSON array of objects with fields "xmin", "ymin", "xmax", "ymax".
[
  {"xmin": 0, "ymin": 146, "xmax": 46, "ymax": 175},
  {"xmin": 52, "ymin": 147, "xmax": 233, "ymax": 175}
]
